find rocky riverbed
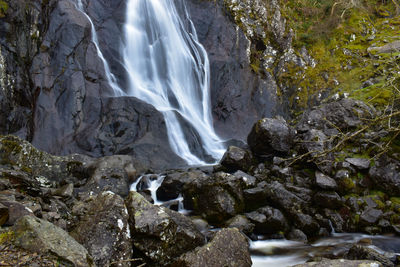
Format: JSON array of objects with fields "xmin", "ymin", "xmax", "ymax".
[{"xmin": 0, "ymin": 97, "xmax": 399, "ymax": 266}]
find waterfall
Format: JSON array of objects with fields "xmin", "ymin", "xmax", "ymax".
[
  {"xmin": 123, "ymin": 0, "xmax": 225, "ymax": 165},
  {"xmin": 76, "ymin": 0, "xmax": 125, "ymax": 96}
]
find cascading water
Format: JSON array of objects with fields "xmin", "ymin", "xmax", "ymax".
[
  {"xmin": 123, "ymin": 0, "xmax": 225, "ymax": 165},
  {"xmin": 76, "ymin": 0, "xmax": 125, "ymax": 96}
]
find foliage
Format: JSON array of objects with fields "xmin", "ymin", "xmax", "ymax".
[{"xmin": 0, "ymin": 1, "xmax": 8, "ymax": 18}]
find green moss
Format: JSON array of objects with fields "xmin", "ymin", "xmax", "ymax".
[
  {"xmin": 0, "ymin": 230, "xmax": 14, "ymax": 244},
  {"xmin": 0, "ymin": 1, "xmax": 8, "ymax": 18}
]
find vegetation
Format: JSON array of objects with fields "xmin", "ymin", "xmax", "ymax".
[{"xmin": 0, "ymin": 1, "xmax": 8, "ymax": 18}]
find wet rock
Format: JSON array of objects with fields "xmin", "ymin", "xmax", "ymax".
[
  {"xmin": 297, "ymin": 99, "xmax": 375, "ymax": 135},
  {"xmin": 71, "ymin": 191, "xmax": 132, "ymax": 267},
  {"xmin": 360, "ymin": 208, "xmax": 383, "ymax": 226},
  {"xmin": 220, "ymin": 146, "xmax": 254, "ymax": 172},
  {"xmin": 156, "ymin": 170, "xmax": 204, "ymax": 201},
  {"xmin": 245, "ymin": 206, "xmax": 289, "ymax": 235},
  {"xmin": 369, "ymin": 157, "xmax": 400, "ymax": 196},
  {"xmin": 345, "ymin": 158, "xmax": 370, "ymax": 170},
  {"xmin": 183, "ymin": 172, "xmax": 244, "ymax": 224},
  {"xmin": 315, "ymin": 172, "xmax": 338, "ymax": 190},
  {"xmin": 287, "ymin": 229, "xmax": 308, "ymax": 243},
  {"xmin": 346, "ymin": 245, "xmax": 394, "ymax": 267},
  {"xmin": 0, "ymin": 202, "xmax": 8, "ymax": 226},
  {"xmin": 233, "ymin": 170, "xmax": 257, "ymax": 188},
  {"xmin": 294, "ymin": 213, "xmax": 320, "ymax": 236},
  {"xmin": 126, "ymin": 191, "xmax": 204, "ymax": 265},
  {"xmin": 174, "ymin": 228, "xmax": 251, "ymax": 267},
  {"xmin": 243, "ymin": 181, "xmax": 268, "ymax": 211},
  {"xmin": 13, "ymin": 216, "xmax": 93, "ymax": 266},
  {"xmin": 314, "ymin": 192, "xmax": 343, "ymax": 209},
  {"xmin": 0, "ymin": 200, "xmax": 33, "ymax": 226},
  {"xmin": 225, "ymin": 215, "xmax": 255, "ymax": 236},
  {"xmin": 77, "ymin": 155, "xmax": 137, "ymax": 197},
  {"xmin": 265, "ymin": 181, "xmax": 307, "ymax": 212},
  {"xmin": 293, "ymin": 259, "xmax": 382, "ymax": 267},
  {"xmin": 247, "ymin": 117, "xmax": 294, "ymax": 156}
]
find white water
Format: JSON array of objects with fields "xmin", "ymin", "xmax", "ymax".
[
  {"xmin": 75, "ymin": 0, "xmax": 125, "ymax": 96},
  {"xmin": 123, "ymin": 0, "xmax": 225, "ymax": 165}
]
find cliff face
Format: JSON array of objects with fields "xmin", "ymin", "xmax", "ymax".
[
  {"xmin": 1, "ymin": 0, "xmax": 398, "ymax": 168},
  {"xmin": 0, "ymin": 0, "xmax": 283, "ymax": 166}
]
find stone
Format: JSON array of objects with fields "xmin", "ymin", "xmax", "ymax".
[
  {"xmin": 173, "ymin": 228, "xmax": 251, "ymax": 267},
  {"xmin": 247, "ymin": 117, "xmax": 294, "ymax": 156},
  {"xmin": 13, "ymin": 216, "xmax": 93, "ymax": 266},
  {"xmin": 315, "ymin": 172, "xmax": 338, "ymax": 190},
  {"xmin": 233, "ymin": 170, "xmax": 257, "ymax": 188},
  {"xmin": 0, "ymin": 200, "xmax": 33, "ymax": 226},
  {"xmin": 264, "ymin": 181, "xmax": 307, "ymax": 212},
  {"xmin": 293, "ymin": 259, "xmax": 382, "ymax": 267},
  {"xmin": 245, "ymin": 206, "xmax": 289, "ymax": 235},
  {"xmin": 220, "ymin": 146, "xmax": 254, "ymax": 172},
  {"xmin": 294, "ymin": 213, "xmax": 320, "ymax": 236},
  {"xmin": 0, "ymin": 202, "xmax": 8, "ymax": 226},
  {"xmin": 313, "ymin": 192, "xmax": 343, "ymax": 209},
  {"xmin": 369, "ymin": 158, "xmax": 400, "ymax": 196},
  {"xmin": 51, "ymin": 183, "xmax": 74, "ymax": 198},
  {"xmin": 182, "ymin": 172, "xmax": 244, "ymax": 224},
  {"xmin": 156, "ymin": 170, "xmax": 204, "ymax": 201},
  {"xmin": 225, "ymin": 215, "xmax": 255, "ymax": 236},
  {"xmin": 71, "ymin": 191, "xmax": 132, "ymax": 267},
  {"xmin": 287, "ymin": 229, "xmax": 308, "ymax": 243},
  {"xmin": 368, "ymin": 40, "xmax": 400, "ymax": 54},
  {"xmin": 345, "ymin": 158, "xmax": 370, "ymax": 170},
  {"xmin": 243, "ymin": 181, "xmax": 269, "ymax": 211},
  {"xmin": 346, "ymin": 245, "xmax": 394, "ymax": 267},
  {"xmin": 126, "ymin": 191, "xmax": 204, "ymax": 265},
  {"xmin": 360, "ymin": 208, "xmax": 383, "ymax": 226}
]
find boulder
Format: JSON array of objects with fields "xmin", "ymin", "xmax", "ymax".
[
  {"xmin": 287, "ymin": 229, "xmax": 308, "ymax": 243},
  {"xmin": 233, "ymin": 170, "xmax": 257, "ymax": 188},
  {"xmin": 264, "ymin": 181, "xmax": 307, "ymax": 212},
  {"xmin": 125, "ymin": 191, "xmax": 204, "ymax": 265},
  {"xmin": 243, "ymin": 181, "xmax": 269, "ymax": 211},
  {"xmin": 245, "ymin": 206, "xmax": 289, "ymax": 235},
  {"xmin": 369, "ymin": 157, "xmax": 400, "ymax": 196},
  {"xmin": 315, "ymin": 172, "xmax": 338, "ymax": 190},
  {"xmin": 71, "ymin": 191, "xmax": 132, "ymax": 267},
  {"xmin": 225, "ymin": 215, "xmax": 255, "ymax": 236},
  {"xmin": 173, "ymin": 228, "xmax": 252, "ymax": 267},
  {"xmin": 156, "ymin": 170, "xmax": 204, "ymax": 201},
  {"xmin": 220, "ymin": 146, "xmax": 254, "ymax": 172},
  {"xmin": 313, "ymin": 192, "xmax": 343, "ymax": 209},
  {"xmin": 13, "ymin": 216, "xmax": 93, "ymax": 266},
  {"xmin": 182, "ymin": 172, "xmax": 244, "ymax": 224},
  {"xmin": 346, "ymin": 245, "xmax": 394, "ymax": 267},
  {"xmin": 247, "ymin": 117, "xmax": 294, "ymax": 156},
  {"xmin": 0, "ymin": 203, "xmax": 8, "ymax": 226},
  {"xmin": 345, "ymin": 158, "xmax": 370, "ymax": 170},
  {"xmin": 0, "ymin": 200, "xmax": 33, "ymax": 226},
  {"xmin": 360, "ymin": 208, "xmax": 383, "ymax": 226},
  {"xmin": 293, "ymin": 259, "xmax": 382, "ymax": 267}
]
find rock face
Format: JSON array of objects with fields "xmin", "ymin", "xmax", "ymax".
[
  {"xmin": 185, "ymin": 0, "xmax": 279, "ymax": 141},
  {"xmin": 125, "ymin": 191, "xmax": 205, "ymax": 265},
  {"xmin": 13, "ymin": 216, "xmax": 93, "ymax": 267},
  {"xmin": 247, "ymin": 117, "xmax": 294, "ymax": 156},
  {"xmin": 174, "ymin": 228, "xmax": 252, "ymax": 267},
  {"xmin": 0, "ymin": 0, "xmax": 280, "ymax": 167},
  {"xmin": 71, "ymin": 191, "xmax": 132, "ymax": 267}
]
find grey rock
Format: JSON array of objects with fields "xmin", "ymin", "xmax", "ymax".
[
  {"xmin": 293, "ymin": 259, "xmax": 382, "ymax": 267},
  {"xmin": 0, "ymin": 200, "xmax": 33, "ymax": 226},
  {"xmin": 247, "ymin": 117, "xmax": 294, "ymax": 156},
  {"xmin": 369, "ymin": 157, "xmax": 400, "ymax": 196},
  {"xmin": 315, "ymin": 172, "xmax": 338, "ymax": 190},
  {"xmin": 360, "ymin": 208, "xmax": 383, "ymax": 226},
  {"xmin": 13, "ymin": 216, "xmax": 93, "ymax": 267},
  {"xmin": 245, "ymin": 206, "xmax": 289, "ymax": 235},
  {"xmin": 0, "ymin": 202, "xmax": 8, "ymax": 226},
  {"xmin": 287, "ymin": 229, "xmax": 308, "ymax": 243},
  {"xmin": 346, "ymin": 245, "xmax": 394, "ymax": 267},
  {"xmin": 314, "ymin": 192, "xmax": 343, "ymax": 209},
  {"xmin": 182, "ymin": 172, "xmax": 244, "ymax": 224},
  {"xmin": 225, "ymin": 215, "xmax": 255, "ymax": 235},
  {"xmin": 126, "ymin": 191, "xmax": 204, "ymax": 265},
  {"xmin": 71, "ymin": 191, "xmax": 132, "ymax": 267},
  {"xmin": 345, "ymin": 158, "xmax": 370, "ymax": 170},
  {"xmin": 174, "ymin": 228, "xmax": 251, "ymax": 267},
  {"xmin": 243, "ymin": 181, "xmax": 269, "ymax": 211},
  {"xmin": 220, "ymin": 146, "xmax": 254, "ymax": 172},
  {"xmin": 233, "ymin": 170, "xmax": 257, "ymax": 188}
]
